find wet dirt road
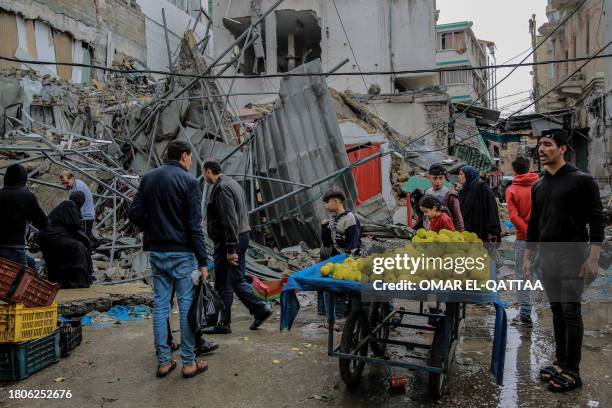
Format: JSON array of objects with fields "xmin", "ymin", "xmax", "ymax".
[{"xmin": 1, "ymin": 288, "xmax": 610, "ymax": 408}]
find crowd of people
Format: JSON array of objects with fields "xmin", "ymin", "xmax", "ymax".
[
  {"xmin": 0, "ymin": 129, "xmax": 604, "ymax": 392},
  {"xmin": 317, "ymin": 128, "xmax": 603, "ymax": 394}
]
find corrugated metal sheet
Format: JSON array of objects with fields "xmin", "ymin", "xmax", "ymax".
[
  {"xmin": 253, "ymin": 59, "xmax": 358, "ymax": 248},
  {"xmin": 453, "ymin": 117, "xmax": 492, "ymax": 172}
]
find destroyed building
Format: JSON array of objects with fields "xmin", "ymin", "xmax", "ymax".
[
  {"xmin": 0, "ymin": 0, "xmax": 208, "ymax": 82},
  {"xmin": 210, "ymin": 0, "xmax": 451, "ymax": 152},
  {"xmin": 493, "ymin": 0, "xmax": 612, "ymax": 199},
  {"xmin": 0, "ymin": 0, "xmax": 418, "ymax": 283}
]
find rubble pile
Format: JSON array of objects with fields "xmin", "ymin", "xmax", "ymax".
[{"xmin": 0, "ymin": 29, "xmax": 251, "ymax": 283}]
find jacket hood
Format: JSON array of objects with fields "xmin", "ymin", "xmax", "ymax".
[
  {"xmin": 544, "ymin": 163, "xmax": 578, "ymax": 178},
  {"xmin": 4, "ymin": 164, "xmax": 28, "ymax": 187},
  {"xmin": 512, "ymin": 172, "xmax": 539, "ymax": 186}
]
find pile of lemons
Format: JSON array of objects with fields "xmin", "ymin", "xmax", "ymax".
[
  {"xmin": 318, "ymin": 229, "xmax": 492, "ymax": 289},
  {"xmin": 320, "ymin": 258, "xmax": 364, "ymax": 282},
  {"xmin": 412, "ymin": 228, "xmax": 482, "ymax": 244}
]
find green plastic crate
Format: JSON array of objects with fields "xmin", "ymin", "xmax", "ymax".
[{"xmin": 0, "ymin": 330, "xmax": 60, "ymax": 381}]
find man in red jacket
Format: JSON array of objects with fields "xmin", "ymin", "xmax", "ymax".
[{"xmin": 505, "ymin": 156, "xmax": 539, "ymax": 327}]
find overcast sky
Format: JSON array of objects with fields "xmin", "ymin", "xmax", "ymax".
[{"xmin": 436, "ymin": 0, "xmax": 548, "ymax": 115}]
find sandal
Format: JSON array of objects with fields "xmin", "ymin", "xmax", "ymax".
[
  {"xmin": 182, "ymin": 360, "xmax": 208, "ymax": 379},
  {"xmin": 156, "ymin": 360, "xmax": 177, "ymax": 378},
  {"xmin": 548, "ymin": 370, "xmax": 582, "ymax": 392},
  {"xmin": 322, "ymin": 322, "xmax": 342, "ymax": 332},
  {"xmin": 539, "ymin": 362, "xmax": 563, "ymax": 382}
]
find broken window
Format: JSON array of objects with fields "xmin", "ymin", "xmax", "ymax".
[
  {"xmin": 439, "ymin": 32, "xmax": 454, "ymax": 50},
  {"xmin": 585, "ymin": 18, "xmax": 590, "ymax": 55},
  {"xmin": 223, "ymin": 16, "xmax": 266, "ymax": 75},
  {"xmin": 168, "ymin": 0, "xmax": 201, "ymax": 18},
  {"xmin": 275, "ymin": 10, "xmax": 321, "ymax": 73}
]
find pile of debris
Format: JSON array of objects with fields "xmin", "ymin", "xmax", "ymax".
[{"xmin": 1, "ymin": 6, "xmax": 418, "ymax": 285}]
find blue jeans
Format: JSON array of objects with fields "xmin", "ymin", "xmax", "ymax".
[
  {"xmin": 0, "ymin": 248, "xmax": 36, "ymax": 269},
  {"xmin": 150, "ymin": 252, "xmax": 197, "ymax": 366},
  {"xmin": 513, "ymin": 240, "xmax": 533, "ymax": 318}
]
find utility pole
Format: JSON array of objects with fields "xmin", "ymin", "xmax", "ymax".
[{"xmin": 529, "ymin": 14, "xmax": 540, "ymax": 112}]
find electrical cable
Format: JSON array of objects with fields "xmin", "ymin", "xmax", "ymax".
[
  {"xmin": 507, "ymin": 39, "xmax": 612, "ymax": 119},
  {"xmin": 401, "ymin": 0, "xmax": 589, "ymax": 150},
  {"xmin": 3, "ymin": 53, "xmax": 610, "ymax": 81}
]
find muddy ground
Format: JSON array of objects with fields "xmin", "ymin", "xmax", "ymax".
[{"xmin": 0, "ymin": 279, "xmax": 610, "ymax": 408}]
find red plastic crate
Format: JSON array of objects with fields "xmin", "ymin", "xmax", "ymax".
[
  {"xmin": 10, "ymin": 270, "xmax": 59, "ymax": 308},
  {"xmin": 0, "ymin": 258, "xmax": 30, "ymax": 301}
]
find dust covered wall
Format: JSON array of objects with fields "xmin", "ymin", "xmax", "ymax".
[
  {"xmin": 369, "ymin": 91, "xmax": 450, "ymax": 150},
  {"xmin": 96, "ymin": 0, "xmax": 146, "ymax": 65},
  {"xmin": 0, "ymin": 0, "xmax": 146, "ymax": 68},
  {"xmin": 136, "ymin": 0, "xmax": 210, "ymax": 77},
  {"xmin": 211, "ymin": 0, "xmax": 437, "ymax": 108}
]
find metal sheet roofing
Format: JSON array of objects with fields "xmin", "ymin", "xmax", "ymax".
[{"xmin": 252, "ymin": 60, "xmax": 358, "ymax": 248}]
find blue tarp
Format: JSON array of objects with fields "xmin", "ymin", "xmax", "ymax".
[
  {"xmin": 280, "ymin": 255, "xmax": 507, "ymax": 385},
  {"xmin": 481, "ymin": 131, "xmax": 523, "ymax": 144}
]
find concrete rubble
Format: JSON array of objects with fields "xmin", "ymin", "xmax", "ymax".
[{"xmin": 0, "ymin": 3, "xmax": 421, "ymax": 288}]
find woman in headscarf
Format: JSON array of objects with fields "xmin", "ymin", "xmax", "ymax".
[
  {"xmin": 38, "ymin": 191, "xmax": 93, "ymax": 288},
  {"xmin": 458, "ymin": 165, "xmax": 502, "ymax": 242}
]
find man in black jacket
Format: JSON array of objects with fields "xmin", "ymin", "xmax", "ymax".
[
  {"xmin": 129, "ymin": 141, "xmax": 210, "ymax": 379},
  {"xmin": 0, "ymin": 164, "xmax": 47, "ymax": 268},
  {"xmin": 202, "ymin": 160, "xmax": 272, "ymax": 334},
  {"xmin": 524, "ymin": 129, "xmax": 603, "ymax": 393}
]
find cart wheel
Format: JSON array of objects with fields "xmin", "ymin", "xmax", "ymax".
[
  {"xmin": 339, "ymin": 309, "xmax": 369, "ymax": 387},
  {"xmin": 427, "ymin": 321, "xmax": 448, "ymax": 399},
  {"xmin": 368, "ymin": 302, "xmax": 390, "ymax": 357}
]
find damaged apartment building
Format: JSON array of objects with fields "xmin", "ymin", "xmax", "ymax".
[
  {"xmin": 0, "ymin": 0, "xmax": 208, "ymax": 81},
  {"xmin": 0, "ymin": 0, "xmax": 414, "ymax": 276},
  {"xmin": 210, "ymin": 0, "xmax": 452, "ymax": 214},
  {"xmin": 501, "ymin": 0, "xmax": 612, "ymax": 197}
]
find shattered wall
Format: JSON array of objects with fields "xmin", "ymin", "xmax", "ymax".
[
  {"xmin": 136, "ymin": 0, "xmax": 211, "ymax": 76},
  {"xmin": 0, "ymin": 0, "xmax": 147, "ymax": 78},
  {"xmin": 252, "ymin": 60, "xmax": 358, "ymax": 248},
  {"xmin": 211, "ymin": 0, "xmax": 437, "ymax": 108},
  {"xmin": 370, "ymin": 90, "xmax": 450, "ymax": 150}
]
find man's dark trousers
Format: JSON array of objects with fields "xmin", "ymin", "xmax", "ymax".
[
  {"xmin": 539, "ymin": 244, "xmax": 588, "ymax": 373},
  {"xmin": 83, "ymin": 219, "xmax": 95, "ymax": 247},
  {"xmin": 213, "ymin": 232, "xmax": 267, "ymax": 324}
]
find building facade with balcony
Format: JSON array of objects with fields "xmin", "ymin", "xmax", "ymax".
[
  {"xmin": 534, "ymin": 0, "xmax": 611, "ymax": 195},
  {"xmin": 435, "ymin": 21, "xmax": 496, "ymax": 109}
]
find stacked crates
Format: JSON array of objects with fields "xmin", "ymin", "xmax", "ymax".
[
  {"xmin": 0, "ymin": 258, "xmax": 61, "ymax": 381},
  {"xmin": 0, "ymin": 303, "xmax": 60, "ymax": 381}
]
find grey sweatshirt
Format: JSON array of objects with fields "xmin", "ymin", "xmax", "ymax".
[{"xmin": 206, "ymin": 175, "xmax": 250, "ymax": 252}]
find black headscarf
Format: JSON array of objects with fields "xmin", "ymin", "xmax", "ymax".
[
  {"xmin": 69, "ymin": 191, "xmax": 86, "ymax": 210},
  {"xmin": 4, "ymin": 164, "xmax": 28, "ymax": 187},
  {"xmin": 458, "ymin": 165, "xmax": 480, "ymax": 219},
  {"xmin": 458, "ymin": 165, "xmax": 501, "ymax": 241},
  {"xmin": 49, "ymin": 201, "xmax": 82, "ymax": 230}
]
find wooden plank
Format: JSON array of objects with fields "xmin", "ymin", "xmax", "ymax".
[
  {"xmin": 0, "ymin": 11, "xmax": 19, "ymax": 70},
  {"xmin": 53, "ymin": 29, "xmax": 73, "ymax": 81},
  {"xmin": 25, "ymin": 20, "xmax": 38, "ymax": 59}
]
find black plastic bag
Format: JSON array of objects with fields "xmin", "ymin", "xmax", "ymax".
[{"xmin": 188, "ymin": 280, "xmax": 225, "ymax": 333}]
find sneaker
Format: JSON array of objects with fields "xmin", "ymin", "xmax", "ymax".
[
  {"xmin": 250, "ymin": 303, "xmax": 273, "ymax": 330},
  {"xmin": 201, "ymin": 324, "xmax": 232, "ymax": 335},
  {"xmin": 194, "ymin": 339, "xmax": 219, "ymax": 356},
  {"xmin": 511, "ymin": 315, "xmax": 533, "ymax": 328}
]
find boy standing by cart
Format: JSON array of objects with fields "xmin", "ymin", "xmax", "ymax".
[
  {"xmin": 318, "ymin": 188, "xmax": 362, "ymax": 325},
  {"xmin": 320, "ymin": 188, "xmax": 362, "ymax": 259}
]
